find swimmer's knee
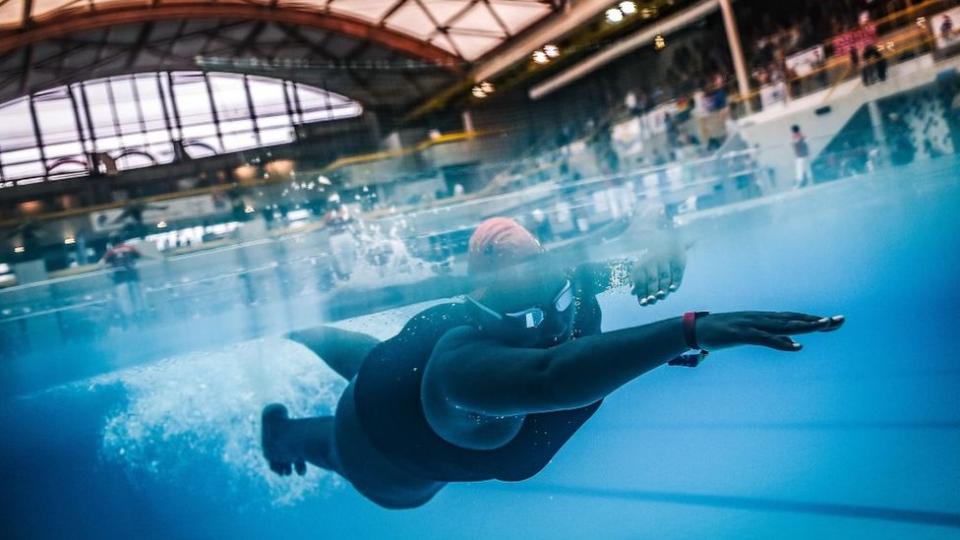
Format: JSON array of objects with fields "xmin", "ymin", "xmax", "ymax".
[
  {"xmin": 285, "ymin": 326, "xmax": 330, "ymax": 347},
  {"xmin": 286, "ymin": 325, "xmax": 380, "ymax": 380}
]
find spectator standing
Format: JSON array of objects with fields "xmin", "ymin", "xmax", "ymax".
[
  {"xmin": 791, "ymin": 124, "xmax": 814, "ymax": 187},
  {"xmin": 102, "ymin": 233, "xmax": 146, "ymax": 323}
]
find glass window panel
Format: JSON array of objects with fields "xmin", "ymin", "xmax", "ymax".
[
  {"xmin": 133, "ymin": 75, "xmax": 169, "ymax": 133},
  {"xmin": 1, "ymin": 147, "xmax": 41, "ymax": 167},
  {"xmin": 301, "ymin": 107, "xmax": 332, "ymax": 123},
  {"xmin": 256, "ymin": 113, "xmax": 289, "ymax": 129},
  {"xmin": 219, "ymin": 118, "xmax": 253, "ymax": 137},
  {"xmin": 47, "ymin": 158, "xmax": 87, "ymax": 176},
  {"xmin": 122, "ymin": 132, "xmax": 147, "ymax": 149},
  {"xmin": 249, "ymin": 76, "xmax": 289, "ymax": 120},
  {"xmin": 1, "ymin": 148, "xmax": 43, "ymax": 179},
  {"xmin": 95, "ymin": 136, "xmax": 122, "ymax": 152},
  {"xmin": 259, "ymin": 127, "xmax": 293, "ymax": 146},
  {"xmin": 159, "ymin": 75, "xmax": 179, "ymax": 135},
  {"xmin": 172, "ymin": 79, "xmax": 214, "ymax": 128},
  {"xmin": 110, "ymin": 77, "xmax": 143, "ymax": 137},
  {"xmin": 181, "ymin": 123, "xmax": 218, "ymax": 142},
  {"xmin": 43, "ymin": 141, "xmax": 84, "ymax": 159},
  {"xmin": 184, "ymin": 138, "xmax": 218, "ymax": 159},
  {"xmin": 35, "ymin": 95, "xmax": 78, "ymax": 145},
  {"xmin": 70, "ymin": 84, "xmax": 91, "ymax": 140},
  {"xmin": 0, "ymin": 98, "xmax": 36, "ymax": 150},
  {"xmin": 0, "ymin": 71, "xmax": 362, "ymax": 181},
  {"xmin": 296, "ymin": 85, "xmax": 328, "ymax": 120},
  {"xmin": 117, "ymin": 152, "xmax": 156, "ymax": 170},
  {"xmin": 209, "ymin": 74, "xmax": 250, "ymax": 121},
  {"xmin": 222, "ymin": 131, "xmax": 258, "ymax": 152},
  {"xmin": 147, "ymin": 143, "xmax": 175, "ymax": 164},
  {"xmin": 145, "ymin": 129, "xmax": 171, "ymax": 145},
  {"xmin": 14, "ymin": 175, "xmax": 45, "ymax": 185},
  {"xmin": 81, "ymin": 82, "xmax": 118, "ymax": 140}
]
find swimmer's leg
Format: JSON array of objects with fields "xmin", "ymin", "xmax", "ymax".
[
  {"xmin": 286, "ymin": 326, "xmax": 380, "ymax": 381},
  {"xmin": 262, "ymin": 404, "xmax": 341, "ymax": 476}
]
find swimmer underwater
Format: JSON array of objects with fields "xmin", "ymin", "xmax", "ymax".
[{"xmin": 261, "ymin": 217, "xmax": 844, "ymax": 509}]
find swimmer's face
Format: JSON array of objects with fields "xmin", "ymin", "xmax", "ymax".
[{"xmin": 476, "ymin": 263, "xmax": 576, "ymax": 348}]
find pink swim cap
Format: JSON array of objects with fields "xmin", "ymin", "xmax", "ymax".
[{"xmin": 467, "ymin": 217, "xmax": 543, "ymax": 276}]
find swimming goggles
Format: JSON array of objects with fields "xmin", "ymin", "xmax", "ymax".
[{"xmin": 467, "ymin": 279, "xmax": 574, "ymax": 330}]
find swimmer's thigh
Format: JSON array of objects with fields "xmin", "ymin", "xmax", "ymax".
[{"xmin": 287, "ymin": 326, "xmax": 380, "ymax": 380}]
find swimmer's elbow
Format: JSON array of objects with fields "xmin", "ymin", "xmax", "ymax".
[
  {"xmin": 537, "ymin": 348, "xmax": 605, "ymax": 411},
  {"xmin": 535, "ymin": 352, "xmax": 598, "ymax": 411}
]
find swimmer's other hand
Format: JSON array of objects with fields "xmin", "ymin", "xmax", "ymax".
[
  {"xmin": 697, "ymin": 311, "xmax": 844, "ymax": 351},
  {"xmin": 631, "ymin": 235, "xmax": 687, "ymax": 306}
]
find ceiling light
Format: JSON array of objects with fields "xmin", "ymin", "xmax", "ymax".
[
  {"xmin": 64, "ymin": 237, "xmax": 76, "ymax": 245},
  {"xmin": 157, "ymin": 221, "xmax": 168, "ymax": 229},
  {"xmin": 543, "ymin": 44, "xmax": 560, "ymax": 58},
  {"xmin": 619, "ymin": 1, "xmax": 637, "ymax": 15},
  {"xmin": 14, "ymin": 246, "xmax": 25, "ymax": 253},
  {"xmin": 654, "ymin": 34, "xmax": 667, "ymax": 50},
  {"xmin": 479, "ymin": 81, "xmax": 495, "ymax": 93},
  {"xmin": 471, "ymin": 86, "xmax": 487, "ymax": 98},
  {"xmin": 605, "ymin": 8, "xmax": 624, "ymax": 23},
  {"xmin": 532, "ymin": 50, "xmax": 550, "ymax": 64},
  {"xmin": 244, "ymin": 206, "xmax": 255, "ymax": 214},
  {"xmin": 641, "ymin": 7, "xmax": 657, "ymax": 18}
]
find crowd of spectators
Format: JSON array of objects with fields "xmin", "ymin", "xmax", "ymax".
[{"xmin": 740, "ymin": 0, "xmax": 927, "ymax": 90}]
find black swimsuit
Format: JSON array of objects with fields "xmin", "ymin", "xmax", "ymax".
[{"xmin": 352, "ymin": 300, "xmax": 603, "ymax": 484}]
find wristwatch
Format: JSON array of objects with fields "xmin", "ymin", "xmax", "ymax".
[{"xmin": 668, "ymin": 311, "xmax": 710, "ymax": 368}]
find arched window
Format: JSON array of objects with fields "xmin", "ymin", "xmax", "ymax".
[{"xmin": 0, "ymin": 72, "xmax": 362, "ymax": 185}]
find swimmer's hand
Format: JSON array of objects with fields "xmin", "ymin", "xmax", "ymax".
[
  {"xmin": 630, "ymin": 235, "xmax": 687, "ymax": 306},
  {"xmin": 697, "ymin": 312, "xmax": 845, "ymax": 351}
]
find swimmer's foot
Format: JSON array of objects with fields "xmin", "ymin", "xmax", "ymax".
[{"xmin": 261, "ymin": 404, "xmax": 307, "ymax": 477}]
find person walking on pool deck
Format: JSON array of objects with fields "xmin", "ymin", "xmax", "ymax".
[
  {"xmin": 261, "ymin": 217, "xmax": 844, "ymax": 509},
  {"xmin": 792, "ymin": 124, "xmax": 814, "ymax": 188}
]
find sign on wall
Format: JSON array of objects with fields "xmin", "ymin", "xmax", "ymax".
[
  {"xmin": 832, "ymin": 25, "xmax": 878, "ymax": 56},
  {"xmin": 786, "ymin": 45, "xmax": 826, "ymax": 77}
]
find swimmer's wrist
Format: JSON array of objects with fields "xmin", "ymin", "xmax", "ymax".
[{"xmin": 667, "ymin": 311, "xmax": 710, "ymax": 367}]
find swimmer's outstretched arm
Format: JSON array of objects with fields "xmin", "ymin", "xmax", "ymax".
[{"xmin": 425, "ymin": 312, "xmax": 843, "ymax": 417}]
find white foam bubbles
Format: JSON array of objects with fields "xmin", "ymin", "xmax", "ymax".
[{"xmin": 97, "ymin": 337, "xmax": 346, "ymax": 505}]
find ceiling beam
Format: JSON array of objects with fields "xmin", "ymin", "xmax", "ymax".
[
  {"xmin": 530, "ymin": 0, "xmax": 721, "ymax": 99},
  {"xmin": 472, "ymin": 0, "xmax": 616, "ymax": 82},
  {"xmin": 0, "ymin": 3, "xmax": 461, "ymax": 70}
]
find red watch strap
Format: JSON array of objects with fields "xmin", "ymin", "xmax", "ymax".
[{"xmin": 682, "ymin": 311, "xmax": 708, "ymax": 350}]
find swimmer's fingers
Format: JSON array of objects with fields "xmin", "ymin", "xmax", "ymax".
[
  {"xmin": 643, "ymin": 263, "xmax": 661, "ymax": 305},
  {"xmin": 746, "ymin": 331, "xmax": 802, "ymax": 351},
  {"xmin": 656, "ymin": 260, "xmax": 673, "ymax": 300},
  {"xmin": 633, "ymin": 264, "xmax": 658, "ymax": 305},
  {"xmin": 763, "ymin": 314, "xmax": 845, "ymax": 334},
  {"xmin": 820, "ymin": 315, "xmax": 845, "ymax": 331},
  {"xmin": 295, "ymin": 460, "xmax": 307, "ymax": 476},
  {"xmin": 668, "ymin": 259, "xmax": 684, "ymax": 292},
  {"xmin": 755, "ymin": 319, "xmax": 833, "ymax": 335}
]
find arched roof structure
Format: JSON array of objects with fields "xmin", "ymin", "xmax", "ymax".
[{"xmin": 0, "ymin": 0, "xmax": 561, "ymax": 108}]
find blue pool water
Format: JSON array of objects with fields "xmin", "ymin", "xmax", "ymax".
[{"xmin": 1, "ymin": 158, "xmax": 959, "ymax": 539}]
